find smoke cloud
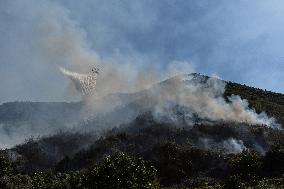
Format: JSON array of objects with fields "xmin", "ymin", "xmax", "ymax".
[
  {"xmin": 200, "ymin": 137, "xmax": 247, "ymax": 154},
  {"xmin": 222, "ymin": 138, "xmax": 247, "ymax": 154},
  {"xmin": 152, "ymin": 74, "xmax": 279, "ymax": 128},
  {"xmin": 32, "ymin": 1, "xmax": 164, "ymax": 98},
  {"xmin": 38, "ymin": 7, "xmax": 277, "ymax": 129},
  {"xmin": 0, "ymin": 0, "xmax": 281, "ymax": 150},
  {"xmin": 2, "ymin": 0, "xmax": 284, "ymax": 103}
]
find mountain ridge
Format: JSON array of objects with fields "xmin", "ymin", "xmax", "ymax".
[
  {"xmin": 0, "ymin": 73, "xmax": 283, "ymax": 188},
  {"xmin": 1, "ymin": 73, "xmax": 284, "ymax": 128}
]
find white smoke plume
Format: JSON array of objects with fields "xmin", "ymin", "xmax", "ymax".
[
  {"xmin": 1, "ymin": 0, "xmax": 283, "ymax": 153},
  {"xmin": 31, "ymin": 1, "xmax": 162, "ymax": 99},
  {"xmin": 199, "ymin": 137, "xmax": 247, "ymax": 154},
  {"xmin": 27, "ymin": 1, "xmax": 279, "ymax": 129},
  {"xmin": 152, "ymin": 74, "xmax": 280, "ymax": 128},
  {"xmin": 222, "ymin": 138, "xmax": 247, "ymax": 154},
  {"xmin": 1, "ymin": 0, "xmax": 279, "ymax": 133}
]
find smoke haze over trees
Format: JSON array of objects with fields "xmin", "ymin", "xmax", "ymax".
[{"xmin": 0, "ymin": 0, "xmax": 284, "ymax": 188}]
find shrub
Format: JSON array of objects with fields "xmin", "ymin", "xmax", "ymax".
[
  {"xmin": 84, "ymin": 152, "xmax": 160, "ymax": 189},
  {"xmin": 228, "ymin": 150, "xmax": 262, "ymax": 181},
  {"xmin": 0, "ymin": 156, "xmax": 14, "ymax": 177},
  {"xmin": 263, "ymin": 146, "xmax": 284, "ymax": 176}
]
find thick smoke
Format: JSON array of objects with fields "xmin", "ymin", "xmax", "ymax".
[
  {"xmin": 200, "ymin": 137, "xmax": 247, "ymax": 154},
  {"xmin": 152, "ymin": 74, "xmax": 279, "ymax": 128},
  {"xmin": 0, "ymin": 0, "xmax": 281, "ymax": 150},
  {"xmin": 0, "ymin": 0, "xmax": 277, "ymax": 129},
  {"xmin": 222, "ymin": 138, "xmax": 247, "ymax": 154},
  {"xmin": 32, "ymin": 0, "xmax": 162, "ymax": 99},
  {"xmin": 29, "ymin": 0, "xmax": 281, "ymax": 129},
  {"xmin": 2, "ymin": 1, "xmax": 284, "ymax": 102}
]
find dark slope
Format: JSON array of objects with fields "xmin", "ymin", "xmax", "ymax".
[{"xmin": 2, "ymin": 112, "xmax": 283, "ymax": 188}]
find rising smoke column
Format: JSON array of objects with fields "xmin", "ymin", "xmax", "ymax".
[
  {"xmin": 9, "ymin": 0, "xmax": 280, "ymax": 129},
  {"xmin": 152, "ymin": 74, "xmax": 280, "ymax": 128}
]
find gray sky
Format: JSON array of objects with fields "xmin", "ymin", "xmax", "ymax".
[{"xmin": 1, "ymin": 0, "xmax": 284, "ymax": 103}]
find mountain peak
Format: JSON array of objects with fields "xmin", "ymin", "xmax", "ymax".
[{"xmin": 157, "ymin": 73, "xmax": 213, "ymax": 89}]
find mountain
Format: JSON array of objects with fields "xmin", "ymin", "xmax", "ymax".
[
  {"xmin": 0, "ymin": 73, "xmax": 283, "ymax": 188},
  {"xmin": 0, "ymin": 101, "xmax": 84, "ymax": 148},
  {"xmin": 84, "ymin": 73, "xmax": 283, "ymax": 130},
  {"xmin": 0, "ymin": 101, "xmax": 82, "ymax": 123},
  {"xmin": 0, "ymin": 73, "xmax": 283, "ymax": 148}
]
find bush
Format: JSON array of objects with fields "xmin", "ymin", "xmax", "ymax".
[
  {"xmin": 0, "ymin": 156, "xmax": 14, "ymax": 177},
  {"xmin": 222, "ymin": 175, "xmax": 248, "ymax": 189},
  {"xmin": 228, "ymin": 150, "xmax": 262, "ymax": 181},
  {"xmin": 0, "ymin": 174, "xmax": 33, "ymax": 189},
  {"xmin": 152, "ymin": 142, "xmax": 192, "ymax": 185},
  {"xmin": 263, "ymin": 146, "xmax": 284, "ymax": 176},
  {"xmin": 84, "ymin": 152, "xmax": 160, "ymax": 189},
  {"xmin": 255, "ymin": 176, "xmax": 284, "ymax": 189}
]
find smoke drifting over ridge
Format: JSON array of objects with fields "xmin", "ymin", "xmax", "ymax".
[
  {"xmin": 10, "ymin": 0, "xmax": 280, "ymax": 128},
  {"xmin": 151, "ymin": 74, "xmax": 279, "ymax": 128},
  {"xmin": 0, "ymin": 0, "xmax": 282, "ymax": 150}
]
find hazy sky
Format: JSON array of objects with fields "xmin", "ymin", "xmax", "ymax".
[{"xmin": 1, "ymin": 0, "xmax": 284, "ymax": 103}]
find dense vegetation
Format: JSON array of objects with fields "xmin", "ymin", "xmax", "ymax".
[{"xmin": 0, "ymin": 81, "xmax": 283, "ymax": 188}]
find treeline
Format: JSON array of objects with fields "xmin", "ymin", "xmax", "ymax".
[
  {"xmin": 0, "ymin": 148, "xmax": 283, "ymax": 188},
  {"xmin": 0, "ymin": 152, "xmax": 159, "ymax": 189},
  {"xmin": 0, "ymin": 118, "xmax": 283, "ymax": 188}
]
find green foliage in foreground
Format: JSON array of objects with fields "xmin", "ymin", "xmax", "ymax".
[
  {"xmin": 0, "ymin": 153, "xmax": 159, "ymax": 189},
  {"xmin": 0, "ymin": 150, "xmax": 283, "ymax": 189},
  {"xmin": 85, "ymin": 152, "xmax": 159, "ymax": 189},
  {"xmin": 1, "ymin": 124, "xmax": 283, "ymax": 188},
  {"xmin": 162, "ymin": 176, "xmax": 284, "ymax": 189}
]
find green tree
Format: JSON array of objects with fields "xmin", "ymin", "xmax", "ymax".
[
  {"xmin": 84, "ymin": 152, "xmax": 160, "ymax": 189},
  {"xmin": 228, "ymin": 150, "xmax": 262, "ymax": 183},
  {"xmin": 0, "ymin": 156, "xmax": 14, "ymax": 177},
  {"xmin": 263, "ymin": 146, "xmax": 284, "ymax": 176}
]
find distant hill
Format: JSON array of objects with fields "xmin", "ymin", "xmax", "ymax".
[
  {"xmin": 0, "ymin": 73, "xmax": 283, "ymax": 188},
  {"xmin": 0, "ymin": 101, "xmax": 83, "ymax": 148},
  {"xmin": 0, "ymin": 101, "xmax": 82, "ymax": 123},
  {"xmin": 0, "ymin": 73, "xmax": 283, "ymax": 148}
]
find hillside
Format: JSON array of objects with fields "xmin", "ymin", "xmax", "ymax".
[
  {"xmin": 0, "ymin": 74, "xmax": 283, "ymax": 188},
  {"xmin": 226, "ymin": 82, "xmax": 284, "ymax": 126}
]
